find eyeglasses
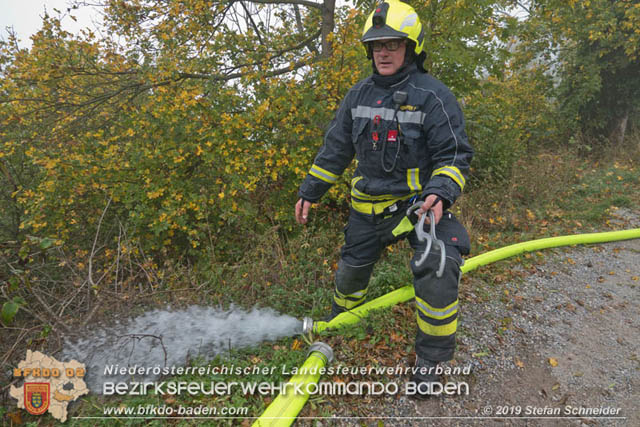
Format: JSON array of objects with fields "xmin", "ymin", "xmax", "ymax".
[{"xmin": 371, "ymin": 40, "xmax": 405, "ymax": 52}]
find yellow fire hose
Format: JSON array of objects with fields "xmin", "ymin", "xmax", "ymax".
[
  {"xmin": 254, "ymin": 342, "xmax": 333, "ymax": 426},
  {"xmin": 254, "ymin": 227, "xmax": 640, "ymax": 426}
]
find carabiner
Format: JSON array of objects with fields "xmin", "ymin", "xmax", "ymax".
[{"xmin": 406, "ymin": 202, "xmax": 446, "ymax": 277}]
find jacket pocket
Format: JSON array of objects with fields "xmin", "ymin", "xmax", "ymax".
[
  {"xmin": 352, "ymin": 118, "xmax": 369, "ymax": 160},
  {"xmin": 400, "ymin": 127, "xmax": 424, "ymax": 170}
]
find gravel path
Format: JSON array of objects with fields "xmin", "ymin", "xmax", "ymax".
[{"xmin": 325, "ymin": 209, "xmax": 639, "ymax": 426}]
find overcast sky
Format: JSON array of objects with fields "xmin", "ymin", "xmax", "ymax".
[
  {"xmin": 0, "ymin": 0, "xmax": 99, "ymax": 47},
  {"xmin": 2, "ymin": 0, "xmax": 354, "ymax": 48}
]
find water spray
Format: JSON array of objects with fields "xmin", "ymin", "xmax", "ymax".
[{"xmin": 63, "ymin": 305, "xmax": 304, "ymax": 392}]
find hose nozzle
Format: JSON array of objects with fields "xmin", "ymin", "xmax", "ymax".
[{"xmin": 302, "ymin": 317, "xmax": 314, "ymax": 334}]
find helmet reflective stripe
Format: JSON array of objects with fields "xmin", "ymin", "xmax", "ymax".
[
  {"xmin": 362, "ymin": 0, "xmax": 424, "ymax": 56},
  {"xmin": 398, "ymin": 13, "xmax": 417, "ymax": 32}
]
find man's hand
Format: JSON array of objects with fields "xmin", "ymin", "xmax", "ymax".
[
  {"xmin": 416, "ymin": 194, "xmax": 443, "ymax": 225},
  {"xmin": 295, "ymin": 198, "xmax": 313, "ymax": 225}
]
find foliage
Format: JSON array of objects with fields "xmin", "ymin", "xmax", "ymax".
[
  {"xmin": 517, "ymin": 0, "xmax": 640, "ymax": 143},
  {"xmin": 0, "ymin": 0, "xmax": 522, "ymax": 264},
  {"xmin": 1, "ymin": 296, "xmax": 25, "ymax": 325},
  {"xmin": 464, "ymin": 64, "xmax": 558, "ymax": 183},
  {"xmin": 209, "ymin": 224, "xmax": 344, "ymax": 319},
  {"xmin": 414, "ymin": 0, "xmax": 514, "ymax": 94},
  {"xmin": 0, "ymin": 5, "xmax": 363, "ymax": 262}
]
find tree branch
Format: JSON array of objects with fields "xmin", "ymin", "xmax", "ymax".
[
  {"xmin": 180, "ymin": 56, "xmax": 317, "ymax": 81},
  {"xmin": 245, "ymin": 0, "xmax": 322, "ymax": 9},
  {"xmin": 294, "ymin": 4, "xmax": 319, "ymax": 55},
  {"xmin": 240, "ymin": 1, "xmax": 265, "ymax": 46}
]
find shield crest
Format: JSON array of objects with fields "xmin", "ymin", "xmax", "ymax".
[{"xmin": 24, "ymin": 383, "xmax": 50, "ymax": 415}]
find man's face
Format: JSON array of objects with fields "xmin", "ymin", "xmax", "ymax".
[{"xmin": 371, "ymin": 39, "xmax": 406, "ymax": 76}]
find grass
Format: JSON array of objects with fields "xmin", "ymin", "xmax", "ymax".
[{"xmin": 4, "ymin": 141, "xmax": 640, "ymax": 425}]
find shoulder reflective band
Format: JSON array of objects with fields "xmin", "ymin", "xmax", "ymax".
[
  {"xmin": 432, "ymin": 166, "xmax": 465, "ymax": 191},
  {"xmin": 309, "ymin": 164, "xmax": 339, "ymax": 184}
]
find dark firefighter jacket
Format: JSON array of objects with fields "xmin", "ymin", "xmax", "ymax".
[{"xmin": 299, "ymin": 63, "xmax": 473, "ymax": 215}]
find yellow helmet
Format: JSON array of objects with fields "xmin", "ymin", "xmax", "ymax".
[{"xmin": 361, "ymin": 0, "xmax": 425, "ymax": 56}]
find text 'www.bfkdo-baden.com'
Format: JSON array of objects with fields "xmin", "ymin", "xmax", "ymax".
[{"xmin": 102, "ymin": 403, "xmax": 249, "ymax": 417}]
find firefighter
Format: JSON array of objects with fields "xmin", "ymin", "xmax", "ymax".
[{"xmin": 295, "ymin": 0, "xmax": 473, "ymax": 396}]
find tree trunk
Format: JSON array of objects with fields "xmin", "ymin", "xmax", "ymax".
[
  {"xmin": 610, "ymin": 110, "xmax": 629, "ymax": 146},
  {"xmin": 321, "ymin": 0, "xmax": 335, "ymax": 58}
]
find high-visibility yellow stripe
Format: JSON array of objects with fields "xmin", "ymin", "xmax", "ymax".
[
  {"xmin": 309, "ymin": 164, "xmax": 339, "ymax": 184},
  {"xmin": 432, "ymin": 166, "xmax": 465, "ymax": 190},
  {"xmin": 351, "ymin": 187, "xmax": 397, "ymax": 201},
  {"xmin": 351, "ymin": 176, "xmax": 411, "ymax": 202},
  {"xmin": 334, "ymin": 289, "xmax": 367, "ymax": 310},
  {"xmin": 349, "ymin": 178, "xmax": 420, "ymax": 216},
  {"xmin": 350, "ymin": 176, "xmax": 423, "ymax": 203},
  {"xmin": 351, "ymin": 200, "xmax": 373, "ymax": 215},
  {"xmin": 351, "ymin": 197, "xmax": 406, "ymax": 215},
  {"xmin": 407, "ymin": 168, "xmax": 421, "ymax": 192},
  {"xmin": 392, "ymin": 216, "xmax": 414, "ymax": 237},
  {"xmin": 415, "ymin": 297, "xmax": 458, "ymax": 320},
  {"xmin": 336, "ymin": 288, "xmax": 367, "ymax": 299},
  {"xmin": 416, "ymin": 313, "xmax": 457, "ymax": 336},
  {"xmin": 350, "ymin": 177, "xmax": 394, "ymax": 201},
  {"xmin": 334, "ymin": 296, "xmax": 362, "ymax": 310},
  {"xmin": 436, "ymin": 170, "xmax": 464, "ymax": 190},
  {"xmin": 350, "ymin": 191, "xmax": 421, "ymax": 216}
]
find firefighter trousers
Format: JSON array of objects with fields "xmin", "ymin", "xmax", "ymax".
[{"xmin": 333, "ymin": 207, "xmax": 469, "ymax": 362}]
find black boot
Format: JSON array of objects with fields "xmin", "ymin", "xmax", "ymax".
[
  {"xmin": 324, "ymin": 301, "xmax": 345, "ymax": 322},
  {"xmin": 408, "ymin": 356, "xmax": 440, "ymax": 399}
]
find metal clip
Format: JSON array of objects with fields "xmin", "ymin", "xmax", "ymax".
[{"xmin": 406, "ymin": 203, "xmax": 446, "ymax": 277}]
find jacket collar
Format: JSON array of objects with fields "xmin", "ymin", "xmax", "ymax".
[{"xmin": 371, "ymin": 63, "xmax": 417, "ymax": 89}]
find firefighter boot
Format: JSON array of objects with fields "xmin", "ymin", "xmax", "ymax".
[
  {"xmin": 409, "ymin": 356, "xmax": 440, "ymax": 399},
  {"xmin": 327, "ymin": 301, "xmax": 345, "ymax": 321}
]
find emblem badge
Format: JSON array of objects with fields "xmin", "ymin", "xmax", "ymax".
[{"xmin": 24, "ymin": 383, "xmax": 50, "ymax": 415}]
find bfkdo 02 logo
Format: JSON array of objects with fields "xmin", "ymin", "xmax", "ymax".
[
  {"xmin": 24, "ymin": 383, "xmax": 50, "ymax": 415},
  {"xmin": 11, "ymin": 351, "xmax": 89, "ymax": 422}
]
